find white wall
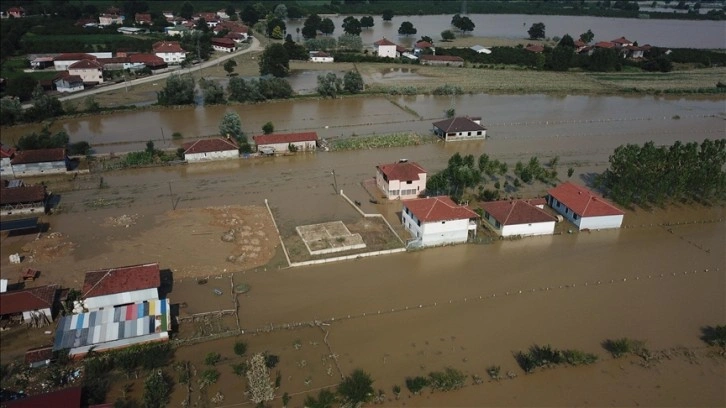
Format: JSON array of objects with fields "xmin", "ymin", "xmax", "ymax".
[
  {"xmin": 185, "ymin": 150, "xmax": 238, "ymax": 162},
  {"xmin": 377, "ymin": 45, "xmax": 397, "ymax": 58},
  {"xmin": 11, "ymin": 161, "xmax": 66, "ymax": 177},
  {"xmin": 21, "ymin": 308, "xmax": 52, "ymax": 322},
  {"xmin": 311, "ymin": 56, "xmax": 333, "ymax": 62},
  {"xmin": 83, "ymin": 288, "xmax": 159, "ymax": 310},
  {"xmin": 501, "ymin": 221, "xmax": 555, "ymax": 237},
  {"xmin": 156, "ymin": 52, "xmax": 185, "ymax": 64},
  {"xmin": 69, "ymin": 68, "xmax": 103, "ymax": 83},
  {"xmin": 212, "ymin": 44, "xmax": 234, "ymax": 52},
  {"xmin": 579, "ymin": 214, "xmax": 624, "ymax": 230},
  {"xmin": 257, "ymin": 141, "xmax": 316, "ymax": 153},
  {"xmin": 402, "ymin": 210, "xmax": 470, "ymax": 247}
]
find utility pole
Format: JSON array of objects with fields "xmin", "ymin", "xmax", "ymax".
[
  {"xmin": 160, "ymin": 127, "xmax": 166, "ymax": 143},
  {"xmin": 168, "ymin": 181, "xmax": 176, "ymax": 210},
  {"xmin": 331, "ymin": 170, "xmax": 338, "ymax": 193}
]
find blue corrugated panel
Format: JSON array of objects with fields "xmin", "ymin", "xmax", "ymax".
[
  {"xmin": 114, "ymin": 307, "xmax": 122, "ymax": 322},
  {"xmin": 76, "ymin": 313, "xmax": 84, "ymax": 330},
  {"xmin": 117, "ymin": 320, "xmax": 125, "ymax": 339}
]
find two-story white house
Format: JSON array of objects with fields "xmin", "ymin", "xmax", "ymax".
[
  {"xmin": 402, "ymin": 196, "xmax": 479, "ymax": 248},
  {"xmin": 152, "ymin": 41, "xmax": 187, "ymax": 64},
  {"xmin": 373, "ymin": 38, "xmax": 402, "ymax": 58},
  {"xmin": 481, "ymin": 198, "xmax": 557, "ymax": 237},
  {"xmin": 547, "ymin": 182, "xmax": 624, "ymax": 230},
  {"xmin": 68, "ymin": 59, "xmax": 104, "ymax": 84},
  {"xmin": 375, "ymin": 160, "xmax": 427, "ymax": 200}
]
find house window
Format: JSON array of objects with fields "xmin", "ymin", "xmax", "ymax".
[
  {"xmin": 477, "ymin": 131, "xmax": 482, "ymax": 135},
  {"xmin": 406, "ymin": 180, "xmax": 412, "ymax": 184},
  {"xmin": 495, "ymin": 221, "xmax": 501, "ymax": 228},
  {"xmin": 417, "ymin": 219, "xmax": 421, "ymax": 226},
  {"xmin": 441, "ymin": 221, "xmax": 446, "ymax": 224},
  {"xmin": 573, "ymin": 214, "xmax": 578, "ymax": 220}
]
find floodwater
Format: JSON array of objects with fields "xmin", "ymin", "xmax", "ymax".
[
  {"xmin": 284, "ymin": 14, "xmax": 726, "ymax": 49},
  {"xmin": 2, "ymin": 94, "xmax": 724, "ymax": 154}
]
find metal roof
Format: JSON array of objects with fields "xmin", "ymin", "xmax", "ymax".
[{"xmin": 0, "ymin": 217, "xmax": 39, "ymax": 232}]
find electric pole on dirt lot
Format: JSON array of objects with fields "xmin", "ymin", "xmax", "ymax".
[{"xmin": 331, "ymin": 170, "xmax": 338, "ymax": 193}]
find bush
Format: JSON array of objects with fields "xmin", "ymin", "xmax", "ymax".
[
  {"xmin": 199, "ymin": 368, "xmax": 220, "ymax": 388},
  {"xmin": 143, "ymin": 370, "xmax": 172, "ymax": 408},
  {"xmin": 337, "ymin": 369, "xmax": 374, "ymax": 405},
  {"xmin": 264, "ymin": 353, "xmax": 279, "ymax": 368},
  {"xmin": 172, "ymin": 132, "xmax": 183, "ymax": 140},
  {"xmin": 405, "ymin": 376, "xmax": 429, "ymax": 394},
  {"xmin": 701, "ymin": 325, "xmax": 726, "ymax": 348},
  {"xmin": 232, "ymin": 362, "xmax": 248, "ymax": 376},
  {"xmin": 428, "ymin": 367, "xmax": 466, "ymax": 391},
  {"xmin": 205, "ymin": 352, "xmax": 221, "ymax": 366},
  {"xmin": 562, "ymin": 349, "xmax": 598, "ymax": 365},
  {"xmin": 603, "ymin": 338, "xmax": 635, "ymax": 358},
  {"xmin": 234, "ymin": 341, "xmax": 248, "ymax": 357}
]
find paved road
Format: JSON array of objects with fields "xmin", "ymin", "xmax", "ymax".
[{"xmin": 24, "ymin": 37, "xmax": 262, "ymax": 107}]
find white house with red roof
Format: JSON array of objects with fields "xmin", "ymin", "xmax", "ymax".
[
  {"xmin": 211, "ymin": 37, "xmax": 236, "ymax": 52},
  {"xmin": 10, "ymin": 148, "xmax": 68, "ymax": 177},
  {"xmin": 375, "ymin": 160, "xmax": 427, "ymax": 200},
  {"xmin": 7, "ymin": 6, "xmax": 25, "ymax": 18},
  {"xmin": 0, "ymin": 285, "xmax": 58, "ymax": 326},
  {"xmin": 547, "ymin": 182, "xmax": 624, "ymax": 230},
  {"xmin": 54, "ymin": 73, "xmax": 85, "ymax": 93},
  {"xmin": 68, "ymin": 59, "xmax": 104, "ymax": 84},
  {"xmin": 481, "ymin": 198, "xmax": 557, "ymax": 237},
  {"xmin": 79, "ymin": 263, "xmax": 162, "ymax": 310},
  {"xmin": 374, "ymin": 38, "xmax": 401, "ymax": 58},
  {"xmin": 310, "ymin": 51, "xmax": 333, "ymax": 63},
  {"xmin": 432, "ymin": 116, "xmax": 486, "ymax": 141},
  {"xmin": 182, "ymin": 137, "xmax": 239, "ymax": 162},
  {"xmin": 53, "ymin": 53, "xmax": 98, "ymax": 71},
  {"xmin": 153, "ymin": 41, "xmax": 186, "ymax": 64},
  {"xmin": 253, "ymin": 132, "xmax": 318, "ymax": 153},
  {"xmin": 402, "ymin": 196, "xmax": 479, "ymax": 247}
]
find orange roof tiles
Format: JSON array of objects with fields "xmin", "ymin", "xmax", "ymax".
[
  {"xmin": 82, "ymin": 263, "xmax": 160, "ymax": 298},
  {"xmin": 183, "ymin": 137, "xmax": 238, "ymax": 154},
  {"xmin": 0, "ymin": 285, "xmax": 58, "ymax": 315},
  {"xmin": 376, "ymin": 161, "xmax": 426, "ymax": 182},
  {"xmin": 404, "ymin": 196, "xmax": 479, "ymax": 223},
  {"xmin": 548, "ymin": 182, "xmax": 624, "ymax": 217},
  {"xmin": 482, "ymin": 199, "xmax": 556, "ymax": 226}
]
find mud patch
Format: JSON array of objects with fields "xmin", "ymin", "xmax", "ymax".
[
  {"xmin": 21, "ymin": 232, "xmax": 76, "ymax": 263},
  {"xmin": 102, "ymin": 213, "xmax": 140, "ymax": 228}
]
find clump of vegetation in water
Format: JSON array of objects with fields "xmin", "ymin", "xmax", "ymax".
[
  {"xmin": 330, "ymin": 132, "xmax": 434, "ymax": 151},
  {"xmin": 515, "ymin": 344, "xmax": 598, "ymax": 373},
  {"xmin": 700, "ymin": 325, "xmax": 726, "ymax": 348}
]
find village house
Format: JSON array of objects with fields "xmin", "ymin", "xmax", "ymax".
[
  {"xmin": 413, "ymin": 40, "xmax": 434, "ymax": 56},
  {"xmin": 374, "ymin": 38, "xmax": 403, "ymax": 58},
  {"xmin": 309, "ymin": 51, "xmax": 334, "ymax": 63},
  {"xmin": 153, "ymin": 41, "xmax": 186, "ymax": 64},
  {"xmin": 402, "ymin": 196, "xmax": 479, "ymax": 248},
  {"xmin": 53, "ymin": 263, "xmax": 170, "ymax": 358},
  {"xmin": 375, "ymin": 160, "xmax": 427, "ymax": 200},
  {"xmin": 481, "ymin": 198, "xmax": 557, "ymax": 237},
  {"xmin": 30, "ymin": 56, "xmax": 54, "ymax": 70},
  {"xmin": 432, "ymin": 116, "xmax": 487, "ymax": 141},
  {"xmin": 68, "ymin": 59, "xmax": 104, "ymax": 84},
  {"xmin": 52, "ymin": 53, "xmax": 97, "ymax": 71},
  {"xmin": 470, "ymin": 45, "xmax": 492, "ymax": 54},
  {"xmin": 98, "ymin": 9, "xmax": 124, "ymax": 26},
  {"xmin": 211, "ymin": 37, "xmax": 236, "ymax": 53},
  {"xmin": 6, "ymin": 6, "xmax": 25, "ymax": 18},
  {"xmin": 611, "ymin": 36, "xmax": 634, "ymax": 48},
  {"xmin": 420, "ymin": 54, "xmax": 464, "ymax": 66},
  {"xmin": 135, "ymin": 12, "xmax": 152, "ymax": 25},
  {"xmin": 524, "ymin": 44, "xmax": 545, "ymax": 53},
  {"xmin": 117, "ymin": 26, "xmax": 147, "ymax": 35},
  {"xmin": 183, "ymin": 137, "xmax": 239, "ymax": 162},
  {"xmin": 253, "ymin": 132, "xmax": 318, "ymax": 154},
  {"xmin": 10, "ymin": 148, "xmax": 68, "ymax": 177},
  {"xmin": 127, "ymin": 53, "xmax": 168, "ymax": 70},
  {"xmin": 165, "ymin": 25, "xmax": 190, "ymax": 36},
  {"xmin": 1, "ymin": 144, "xmax": 16, "ymax": 175},
  {"xmin": 1, "ymin": 179, "xmax": 47, "ymax": 215},
  {"xmin": 547, "ymin": 182, "xmax": 625, "ymax": 230},
  {"xmin": 2, "ymin": 386, "xmax": 83, "ymax": 408},
  {"xmin": 194, "ymin": 12, "xmax": 220, "ymax": 27},
  {"xmin": 0, "ymin": 285, "xmax": 59, "ymax": 327}
]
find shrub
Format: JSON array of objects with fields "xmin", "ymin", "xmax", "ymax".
[
  {"xmin": 199, "ymin": 369, "xmax": 220, "ymax": 388},
  {"xmin": 205, "ymin": 352, "xmax": 221, "ymax": 366},
  {"xmin": 562, "ymin": 349, "xmax": 598, "ymax": 365},
  {"xmin": 405, "ymin": 376, "xmax": 429, "ymax": 394},
  {"xmin": 701, "ymin": 325, "xmax": 726, "ymax": 348},
  {"xmin": 264, "ymin": 353, "xmax": 279, "ymax": 369},
  {"xmin": 428, "ymin": 367, "xmax": 466, "ymax": 391},
  {"xmin": 603, "ymin": 338, "xmax": 633, "ymax": 358},
  {"xmin": 232, "ymin": 362, "xmax": 248, "ymax": 376},
  {"xmin": 337, "ymin": 369, "xmax": 373, "ymax": 405},
  {"xmin": 486, "ymin": 365, "xmax": 501, "ymax": 380},
  {"xmin": 234, "ymin": 341, "xmax": 248, "ymax": 357},
  {"xmin": 172, "ymin": 132, "xmax": 183, "ymax": 140}
]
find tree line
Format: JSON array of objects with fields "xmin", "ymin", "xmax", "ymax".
[{"xmin": 601, "ymin": 139, "xmax": 726, "ymax": 207}]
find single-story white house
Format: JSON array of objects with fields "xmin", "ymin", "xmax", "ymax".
[
  {"xmin": 182, "ymin": 137, "xmax": 239, "ymax": 162},
  {"xmin": 373, "ymin": 38, "xmax": 401, "ymax": 58},
  {"xmin": 402, "ymin": 196, "xmax": 479, "ymax": 248},
  {"xmin": 1, "ymin": 144, "xmax": 16, "ymax": 175},
  {"xmin": 1, "ymin": 180, "xmax": 47, "ymax": 215},
  {"xmin": 481, "ymin": 198, "xmax": 557, "ymax": 237},
  {"xmin": 152, "ymin": 41, "xmax": 186, "ymax": 64},
  {"xmin": 309, "ymin": 51, "xmax": 333, "ymax": 63},
  {"xmin": 420, "ymin": 55, "xmax": 464, "ymax": 67},
  {"xmin": 432, "ymin": 116, "xmax": 487, "ymax": 141},
  {"xmin": 375, "ymin": 160, "xmax": 427, "ymax": 200},
  {"xmin": 55, "ymin": 74, "xmax": 85, "ymax": 93},
  {"xmin": 547, "ymin": 182, "xmax": 624, "ymax": 230},
  {"xmin": 470, "ymin": 45, "xmax": 492, "ymax": 54},
  {"xmin": 0, "ymin": 285, "xmax": 58, "ymax": 327},
  {"xmin": 253, "ymin": 132, "xmax": 318, "ymax": 153},
  {"xmin": 10, "ymin": 148, "xmax": 68, "ymax": 177},
  {"xmin": 211, "ymin": 37, "xmax": 236, "ymax": 52}
]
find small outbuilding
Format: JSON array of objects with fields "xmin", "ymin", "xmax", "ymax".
[
  {"xmin": 402, "ymin": 196, "xmax": 479, "ymax": 248},
  {"xmin": 547, "ymin": 182, "xmax": 624, "ymax": 230},
  {"xmin": 253, "ymin": 132, "xmax": 318, "ymax": 154},
  {"xmin": 420, "ymin": 55, "xmax": 464, "ymax": 67},
  {"xmin": 309, "ymin": 51, "xmax": 334, "ymax": 63},
  {"xmin": 182, "ymin": 137, "xmax": 239, "ymax": 162},
  {"xmin": 0, "ymin": 285, "xmax": 59, "ymax": 327},
  {"xmin": 432, "ymin": 117, "xmax": 486, "ymax": 141},
  {"xmin": 10, "ymin": 148, "xmax": 68, "ymax": 177},
  {"xmin": 375, "ymin": 160, "xmax": 427, "ymax": 200},
  {"xmin": 481, "ymin": 198, "xmax": 557, "ymax": 237},
  {"xmin": 211, "ymin": 37, "xmax": 236, "ymax": 52},
  {"xmin": 1, "ymin": 180, "xmax": 47, "ymax": 215},
  {"xmin": 54, "ymin": 73, "xmax": 84, "ymax": 93}
]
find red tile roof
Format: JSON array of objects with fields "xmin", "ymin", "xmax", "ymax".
[
  {"xmin": 376, "ymin": 161, "xmax": 426, "ymax": 182},
  {"xmin": 0, "ymin": 285, "xmax": 58, "ymax": 315},
  {"xmin": 55, "ymin": 74, "xmax": 84, "ymax": 85},
  {"xmin": 153, "ymin": 41, "xmax": 186, "ymax": 53},
  {"xmin": 253, "ymin": 132, "xmax": 318, "ymax": 145},
  {"xmin": 128, "ymin": 53, "xmax": 166, "ymax": 67},
  {"xmin": 421, "ymin": 54, "xmax": 464, "ymax": 62},
  {"xmin": 432, "ymin": 117, "xmax": 486, "ymax": 133},
  {"xmin": 0, "ymin": 184, "xmax": 46, "ymax": 205},
  {"xmin": 54, "ymin": 53, "xmax": 96, "ymax": 61},
  {"xmin": 611, "ymin": 36, "xmax": 633, "ymax": 45},
  {"xmin": 482, "ymin": 199, "xmax": 556, "ymax": 226},
  {"xmin": 82, "ymin": 263, "xmax": 161, "ymax": 298},
  {"xmin": 311, "ymin": 51, "xmax": 331, "ymax": 58},
  {"xmin": 25, "ymin": 345, "xmax": 53, "ymax": 364},
  {"xmin": 135, "ymin": 13, "xmax": 152, "ymax": 23},
  {"xmin": 548, "ymin": 182, "xmax": 624, "ymax": 217},
  {"xmin": 11, "ymin": 148, "xmax": 66, "ymax": 165},
  {"xmin": 1, "ymin": 144, "xmax": 16, "ymax": 159},
  {"xmin": 574, "ymin": 39, "xmax": 587, "ymax": 48},
  {"xmin": 374, "ymin": 38, "xmax": 397, "ymax": 46},
  {"xmin": 211, "ymin": 37, "xmax": 235, "ymax": 47},
  {"xmin": 594, "ymin": 41, "xmax": 616, "ymax": 49},
  {"xmin": 183, "ymin": 137, "xmax": 238, "ymax": 154},
  {"xmin": 525, "ymin": 44, "xmax": 545, "ymax": 53},
  {"xmin": 69, "ymin": 59, "xmax": 102, "ymax": 70},
  {"xmin": 3, "ymin": 386, "xmax": 82, "ymax": 408},
  {"xmin": 404, "ymin": 196, "xmax": 479, "ymax": 223},
  {"xmin": 415, "ymin": 41, "xmax": 433, "ymax": 48}
]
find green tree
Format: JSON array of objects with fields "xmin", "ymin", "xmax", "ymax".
[
  {"xmin": 360, "ymin": 16, "xmax": 374, "ymax": 29},
  {"xmin": 342, "ymin": 16, "xmax": 362, "ymax": 35},
  {"xmin": 5, "ymin": 74, "xmax": 37, "ymax": 101},
  {"xmin": 219, "ymin": 111, "xmax": 243, "ymax": 140},
  {"xmin": 302, "ymin": 24, "xmax": 318, "ymax": 39},
  {"xmin": 528, "ymin": 22, "xmax": 546, "ymax": 40},
  {"xmin": 234, "ymin": 341, "xmax": 248, "ymax": 356},
  {"xmin": 273, "ymin": 3, "xmax": 287, "ymax": 20},
  {"xmin": 143, "ymin": 370, "xmax": 172, "ymax": 408},
  {"xmin": 262, "ymin": 122, "xmax": 274, "ymax": 134},
  {"xmin": 337, "ymin": 33, "xmax": 363, "ymax": 51},
  {"xmin": 223, "ymin": 59, "xmax": 237, "ymax": 75},
  {"xmin": 271, "ymin": 25, "xmax": 284, "ymax": 39},
  {"xmin": 201, "ymin": 79, "xmax": 225, "ymax": 105},
  {"xmin": 588, "ymin": 48, "xmax": 620, "ymax": 71},
  {"xmin": 441, "ymin": 29, "xmax": 456, "ymax": 41},
  {"xmin": 382, "ymin": 9, "xmax": 394, "ymax": 21},
  {"xmin": 558, "ymin": 33, "xmax": 576, "ymax": 48},
  {"xmin": 454, "ymin": 16, "xmax": 475, "ymax": 33},
  {"xmin": 179, "ymin": 1, "xmax": 194, "ymax": 20},
  {"xmin": 26, "ymin": 85, "xmax": 63, "ymax": 121},
  {"xmin": 304, "ymin": 389, "xmax": 336, "ymax": 408},
  {"xmin": 337, "ymin": 369, "xmax": 374, "ymax": 407},
  {"xmin": 157, "ymin": 74, "xmax": 195, "ymax": 105},
  {"xmin": 550, "ymin": 44, "xmax": 574, "ymax": 71},
  {"xmin": 317, "ymin": 72, "xmax": 341, "ymax": 98},
  {"xmin": 580, "ymin": 29, "xmax": 595, "ymax": 43},
  {"xmin": 240, "ymin": 5, "xmax": 259, "ymax": 25},
  {"xmin": 259, "ymin": 43, "xmax": 290, "ymax": 77},
  {"xmin": 16, "ymin": 126, "xmax": 69, "ymax": 150},
  {"xmin": 303, "ymin": 13, "xmax": 322, "ymax": 39},
  {"xmin": 0, "ymin": 96, "xmax": 23, "ymax": 125},
  {"xmin": 343, "ymin": 71, "xmax": 364, "ymax": 94},
  {"xmin": 320, "ymin": 18, "xmax": 335, "ymax": 36},
  {"xmin": 266, "ymin": 17, "xmax": 286, "ymax": 38},
  {"xmin": 398, "ymin": 21, "xmax": 417, "ymax": 36}
]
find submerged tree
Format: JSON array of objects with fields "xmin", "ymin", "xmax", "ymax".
[
  {"xmin": 219, "ymin": 111, "xmax": 243, "ymax": 140},
  {"xmin": 527, "ymin": 22, "xmax": 546, "ymax": 40},
  {"xmin": 157, "ymin": 74, "xmax": 195, "ymax": 105}
]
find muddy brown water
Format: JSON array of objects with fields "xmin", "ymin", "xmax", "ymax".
[
  {"xmin": 283, "ymin": 14, "xmax": 726, "ymax": 49},
  {"xmin": 1, "ymin": 94, "xmax": 723, "ymax": 155}
]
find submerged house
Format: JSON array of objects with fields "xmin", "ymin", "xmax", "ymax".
[
  {"xmin": 253, "ymin": 132, "xmax": 318, "ymax": 153},
  {"xmin": 375, "ymin": 160, "xmax": 427, "ymax": 200},
  {"xmin": 402, "ymin": 196, "xmax": 479, "ymax": 248},
  {"xmin": 182, "ymin": 137, "xmax": 239, "ymax": 162},
  {"xmin": 432, "ymin": 117, "xmax": 487, "ymax": 141},
  {"xmin": 547, "ymin": 182, "xmax": 624, "ymax": 230},
  {"xmin": 481, "ymin": 198, "xmax": 557, "ymax": 237},
  {"xmin": 10, "ymin": 148, "xmax": 68, "ymax": 177},
  {"xmin": 53, "ymin": 263, "xmax": 170, "ymax": 357}
]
